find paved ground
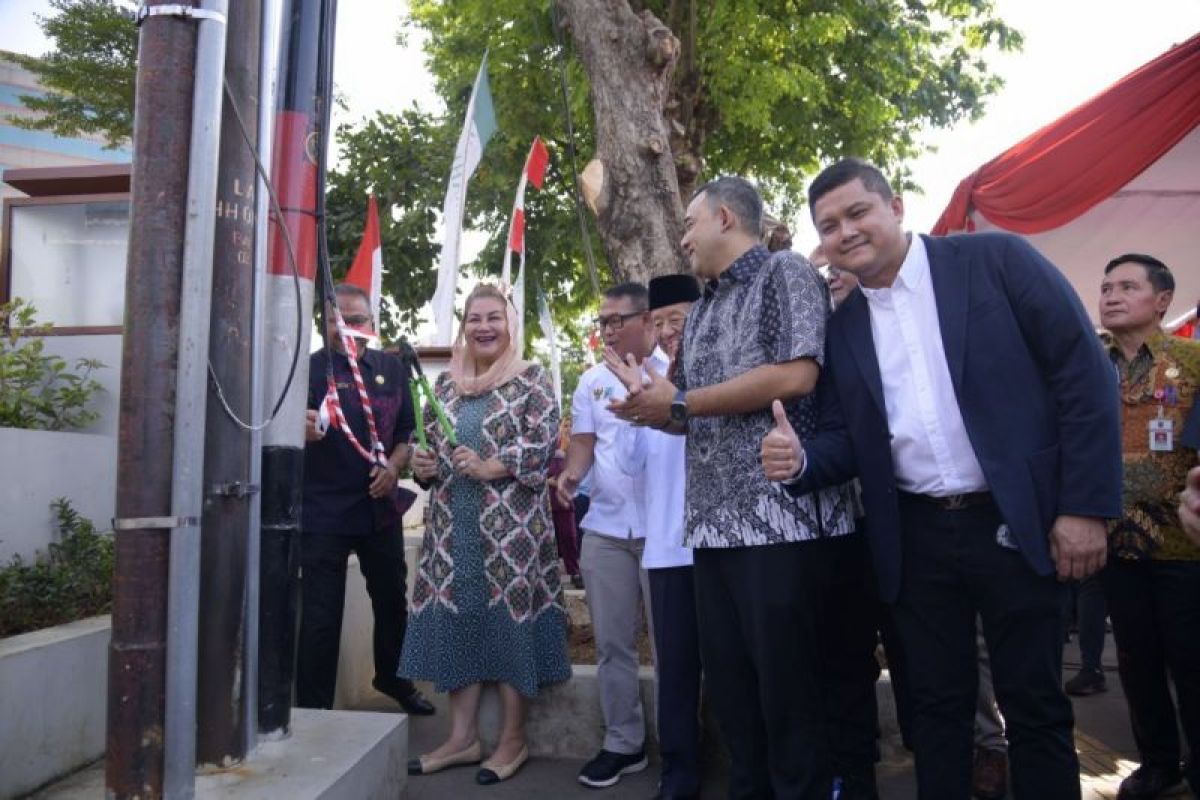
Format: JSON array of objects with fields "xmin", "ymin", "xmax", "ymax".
[
  {"xmin": 404, "ymin": 631, "xmax": 1196, "ymax": 800},
  {"xmin": 32, "ymin": 632, "xmax": 1194, "ymax": 799}
]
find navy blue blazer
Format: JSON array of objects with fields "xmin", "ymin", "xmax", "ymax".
[{"xmin": 788, "ymin": 232, "xmax": 1122, "ymax": 603}]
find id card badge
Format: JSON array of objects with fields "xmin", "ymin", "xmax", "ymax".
[{"xmin": 1149, "ymin": 416, "xmax": 1174, "ymax": 452}]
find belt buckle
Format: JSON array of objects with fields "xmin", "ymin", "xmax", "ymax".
[{"xmin": 943, "ymin": 493, "xmax": 968, "ymax": 510}]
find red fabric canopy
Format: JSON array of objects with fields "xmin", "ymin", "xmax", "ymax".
[{"xmin": 932, "ymin": 33, "xmax": 1200, "ymax": 235}]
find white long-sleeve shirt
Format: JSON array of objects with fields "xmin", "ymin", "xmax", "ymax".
[{"xmin": 859, "ymin": 234, "xmax": 987, "ymax": 496}]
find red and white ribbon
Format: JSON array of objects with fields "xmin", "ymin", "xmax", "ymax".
[{"xmin": 319, "ymin": 308, "xmax": 387, "ymax": 467}]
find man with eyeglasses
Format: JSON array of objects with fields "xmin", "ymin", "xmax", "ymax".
[
  {"xmin": 604, "ymin": 274, "xmax": 704, "ymax": 799},
  {"xmin": 296, "ymin": 283, "xmax": 435, "ymax": 716},
  {"xmin": 558, "ymin": 283, "xmax": 666, "ymax": 789}
]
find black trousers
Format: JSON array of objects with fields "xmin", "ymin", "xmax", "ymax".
[
  {"xmin": 1102, "ymin": 558, "xmax": 1200, "ymax": 785},
  {"xmin": 891, "ymin": 495, "xmax": 1078, "ymax": 800},
  {"xmin": 295, "ymin": 527, "xmax": 413, "ymax": 709},
  {"xmin": 649, "ymin": 566, "xmax": 703, "ymax": 796},
  {"xmin": 819, "ymin": 534, "xmax": 884, "ymax": 781},
  {"xmin": 879, "ymin": 602, "xmax": 915, "ymax": 751},
  {"xmin": 694, "ymin": 541, "xmax": 832, "ymax": 800},
  {"xmin": 1065, "ymin": 574, "xmax": 1108, "ymax": 672}
]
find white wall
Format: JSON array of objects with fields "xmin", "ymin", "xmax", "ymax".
[
  {"xmin": 0, "ymin": 427, "xmax": 116, "ymax": 563},
  {"xmin": 38, "ymin": 333, "xmax": 123, "ymax": 437},
  {"xmin": 0, "ymin": 616, "xmax": 109, "ymax": 799}
]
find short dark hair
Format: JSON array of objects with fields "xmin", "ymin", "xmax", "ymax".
[
  {"xmin": 1104, "ymin": 253, "xmax": 1174, "ymax": 294},
  {"xmin": 333, "ymin": 282, "xmax": 372, "ymax": 310},
  {"xmin": 692, "ymin": 176, "xmax": 762, "ymax": 235},
  {"xmin": 808, "ymin": 158, "xmax": 894, "ymax": 216},
  {"xmin": 604, "ymin": 282, "xmax": 649, "ymax": 311}
]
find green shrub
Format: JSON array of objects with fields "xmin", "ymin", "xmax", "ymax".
[
  {"xmin": 0, "ymin": 499, "xmax": 114, "ymax": 638},
  {"xmin": 0, "ymin": 298, "xmax": 105, "ymax": 431}
]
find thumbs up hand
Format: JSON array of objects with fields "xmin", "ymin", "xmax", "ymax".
[{"xmin": 761, "ymin": 400, "xmax": 804, "ymax": 482}]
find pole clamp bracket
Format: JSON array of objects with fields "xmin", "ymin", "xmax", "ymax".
[
  {"xmin": 136, "ymin": 4, "xmax": 227, "ymax": 26},
  {"xmin": 209, "ymin": 482, "xmax": 261, "ymax": 499},
  {"xmin": 112, "ymin": 516, "xmax": 200, "ymax": 531}
]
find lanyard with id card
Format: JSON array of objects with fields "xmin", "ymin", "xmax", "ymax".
[{"xmin": 1149, "ymin": 407, "xmax": 1174, "ymax": 452}]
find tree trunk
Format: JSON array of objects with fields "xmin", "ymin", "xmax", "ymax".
[
  {"xmin": 557, "ymin": 0, "xmax": 688, "ymax": 285},
  {"xmin": 663, "ymin": 0, "xmax": 710, "ymax": 203}
]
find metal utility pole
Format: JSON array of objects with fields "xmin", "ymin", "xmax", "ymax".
[
  {"xmin": 110, "ymin": 0, "xmax": 228, "ymax": 795},
  {"xmin": 195, "ymin": 0, "xmax": 261, "ymax": 768},
  {"xmin": 162, "ymin": 0, "xmax": 230, "ymax": 791},
  {"xmin": 107, "ymin": 2, "xmax": 197, "ymax": 795},
  {"xmin": 257, "ymin": 0, "xmax": 326, "ymax": 736}
]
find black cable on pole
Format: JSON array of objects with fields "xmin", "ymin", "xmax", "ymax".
[
  {"xmin": 206, "ymin": 78, "xmax": 305, "ymax": 432},
  {"xmin": 550, "ymin": 1, "xmax": 602, "ymax": 294}
]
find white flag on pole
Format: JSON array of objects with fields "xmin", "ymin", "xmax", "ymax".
[
  {"xmin": 430, "ymin": 54, "xmax": 497, "ymax": 344},
  {"xmin": 536, "ymin": 286, "xmax": 562, "ymax": 410}
]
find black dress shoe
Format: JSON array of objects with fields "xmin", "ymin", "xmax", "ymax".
[
  {"xmin": 373, "ymin": 678, "xmax": 437, "ymax": 716},
  {"xmin": 1117, "ymin": 764, "xmax": 1187, "ymax": 799},
  {"xmin": 396, "ymin": 689, "xmax": 436, "ymax": 716}
]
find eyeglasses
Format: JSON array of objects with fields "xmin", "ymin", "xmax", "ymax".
[{"xmin": 594, "ymin": 311, "xmax": 644, "ymax": 331}]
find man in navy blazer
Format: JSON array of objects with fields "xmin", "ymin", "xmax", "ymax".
[{"xmin": 762, "ymin": 159, "xmax": 1122, "ymax": 799}]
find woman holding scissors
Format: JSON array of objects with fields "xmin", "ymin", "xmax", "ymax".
[{"xmin": 400, "ymin": 283, "xmax": 570, "ymax": 786}]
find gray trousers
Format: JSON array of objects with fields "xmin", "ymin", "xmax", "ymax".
[
  {"xmin": 580, "ymin": 531, "xmax": 652, "ymax": 754},
  {"xmin": 976, "ymin": 618, "xmax": 1008, "ymax": 752}
]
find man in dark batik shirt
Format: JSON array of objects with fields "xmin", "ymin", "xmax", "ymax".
[
  {"xmin": 1098, "ymin": 254, "xmax": 1200, "ymax": 799},
  {"xmin": 610, "ymin": 177, "xmax": 854, "ymax": 798},
  {"xmin": 297, "ymin": 283, "xmax": 434, "ymax": 716}
]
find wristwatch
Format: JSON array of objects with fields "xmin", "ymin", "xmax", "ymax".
[{"xmin": 669, "ymin": 389, "xmax": 688, "ymax": 425}]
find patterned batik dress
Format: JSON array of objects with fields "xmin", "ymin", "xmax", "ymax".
[{"xmin": 399, "ymin": 363, "xmax": 572, "ymax": 697}]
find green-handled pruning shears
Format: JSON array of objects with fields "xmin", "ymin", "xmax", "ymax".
[{"xmin": 400, "ymin": 341, "xmax": 456, "ymax": 449}]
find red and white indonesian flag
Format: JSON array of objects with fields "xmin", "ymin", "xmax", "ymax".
[
  {"xmin": 345, "ymin": 193, "xmax": 383, "ymax": 342},
  {"xmin": 430, "ymin": 53, "xmax": 498, "ymax": 344},
  {"xmin": 501, "ymin": 136, "xmax": 550, "ymax": 349}
]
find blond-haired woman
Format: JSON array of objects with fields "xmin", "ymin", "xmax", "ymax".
[{"xmin": 401, "ymin": 284, "xmax": 570, "ymax": 785}]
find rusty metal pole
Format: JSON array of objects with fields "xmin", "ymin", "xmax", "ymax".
[
  {"xmin": 195, "ymin": 0, "xmax": 261, "ymax": 768},
  {"xmin": 107, "ymin": 4, "xmax": 197, "ymax": 796}
]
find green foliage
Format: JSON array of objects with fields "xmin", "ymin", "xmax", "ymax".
[
  {"xmin": 325, "ymin": 103, "xmax": 604, "ymax": 347},
  {"xmin": 325, "ymin": 0, "xmax": 1021, "ymax": 348},
  {"xmin": 325, "ymin": 110, "xmax": 452, "ymax": 337},
  {"xmin": 0, "ymin": 299, "xmax": 105, "ymax": 431},
  {"xmin": 7, "ymin": 0, "xmax": 138, "ymax": 149},
  {"xmin": 9, "ymin": 0, "xmax": 1022, "ymax": 351},
  {"xmin": 407, "ymin": 0, "xmax": 1022, "ymax": 216},
  {"xmin": 0, "ymin": 499, "xmax": 114, "ymax": 638},
  {"xmin": 325, "ymin": 1, "xmax": 607, "ymax": 345}
]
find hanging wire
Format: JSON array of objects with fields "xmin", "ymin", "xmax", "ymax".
[
  {"xmin": 550, "ymin": 1, "xmax": 602, "ymax": 294},
  {"xmin": 205, "ymin": 77, "xmax": 304, "ymax": 433}
]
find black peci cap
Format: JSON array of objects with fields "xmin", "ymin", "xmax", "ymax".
[{"xmin": 648, "ymin": 274, "xmax": 701, "ymax": 311}]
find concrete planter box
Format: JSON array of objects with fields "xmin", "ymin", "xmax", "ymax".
[
  {"xmin": 0, "ymin": 426, "xmax": 117, "ymax": 564},
  {"xmin": 0, "ymin": 615, "xmax": 110, "ymax": 799}
]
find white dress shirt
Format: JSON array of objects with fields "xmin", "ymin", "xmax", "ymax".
[
  {"xmin": 859, "ymin": 235, "xmax": 988, "ymax": 496},
  {"xmin": 569, "ymin": 350, "xmax": 668, "ymax": 538},
  {"xmin": 615, "ymin": 350, "xmax": 691, "ymax": 568}
]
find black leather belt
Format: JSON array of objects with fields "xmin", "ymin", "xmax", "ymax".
[{"xmin": 899, "ymin": 490, "xmax": 993, "ymax": 511}]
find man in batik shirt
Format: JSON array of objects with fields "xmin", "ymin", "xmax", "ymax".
[
  {"xmin": 610, "ymin": 177, "xmax": 855, "ymax": 798},
  {"xmin": 1099, "ymin": 254, "xmax": 1200, "ymax": 800}
]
